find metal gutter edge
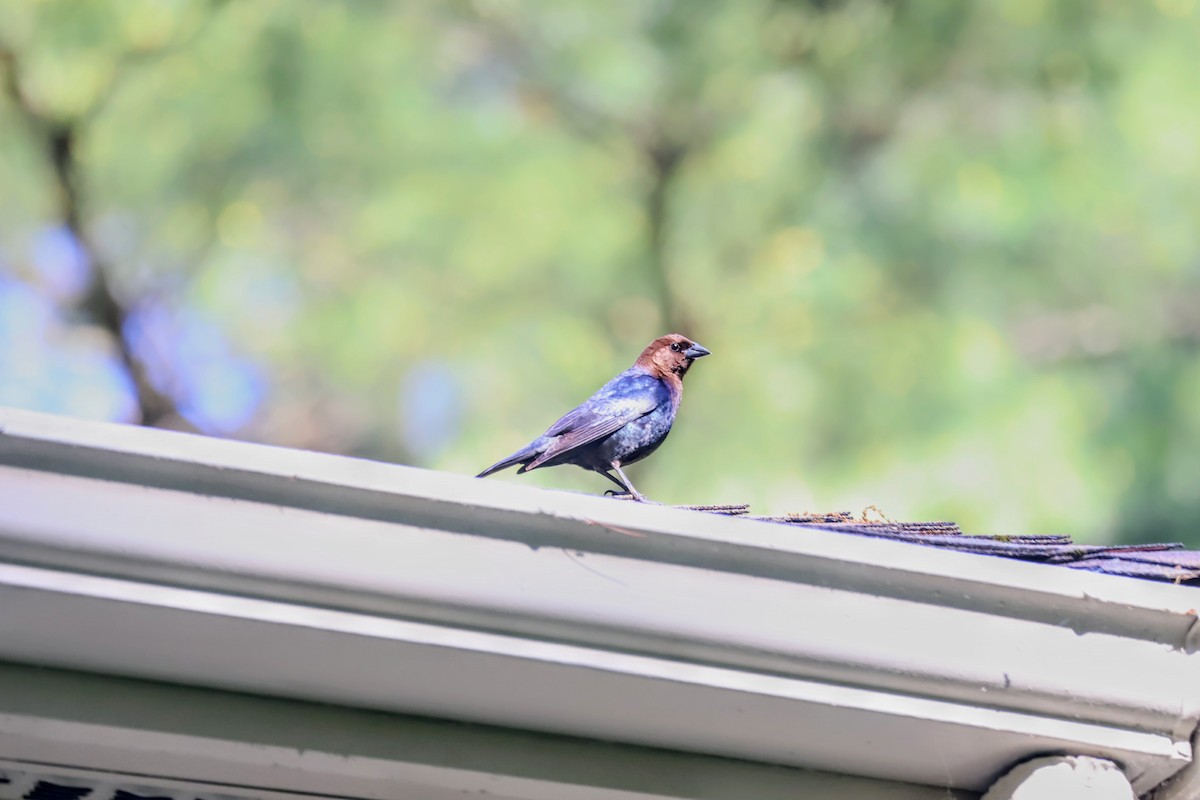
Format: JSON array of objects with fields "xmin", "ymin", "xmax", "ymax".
[{"xmin": 0, "ymin": 407, "xmax": 1195, "ymax": 646}]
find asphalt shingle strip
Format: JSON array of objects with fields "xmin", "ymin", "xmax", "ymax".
[
  {"xmin": 680, "ymin": 506, "xmax": 1200, "ymax": 586},
  {"xmin": 1063, "ymin": 558, "xmax": 1200, "ymax": 582}
]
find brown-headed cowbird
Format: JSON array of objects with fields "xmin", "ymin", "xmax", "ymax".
[{"xmin": 477, "ymin": 333, "xmax": 711, "ymax": 501}]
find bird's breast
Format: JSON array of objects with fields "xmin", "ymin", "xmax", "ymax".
[{"xmin": 595, "ymin": 403, "xmax": 675, "ymax": 466}]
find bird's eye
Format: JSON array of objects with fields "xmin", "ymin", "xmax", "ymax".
[{"xmin": 670, "ymin": 342, "xmax": 682, "ymax": 352}]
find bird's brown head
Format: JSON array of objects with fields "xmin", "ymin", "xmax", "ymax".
[{"xmin": 635, "ymin": 333, "xmax": 711, "ymax": 380}]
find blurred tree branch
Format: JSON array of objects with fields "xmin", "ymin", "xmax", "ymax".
[
  {"xmin": 642, "ymin": 135, "xmax": 692, "ymax": 334},
  {"xmin": 0, "ymin": 4, "xmax": 227, "ymax": 430},
  {"xmin": 458, "ymin": 5, "xmax": 705, "ymax": 335},
  {"xmin": 0, "ymin": 43, "xmax": 185, "ymax": 428}
]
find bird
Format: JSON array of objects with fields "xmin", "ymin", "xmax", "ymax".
[{"xmin": 477, "ymin": 333, "xmax": 711, "ymax": 501}]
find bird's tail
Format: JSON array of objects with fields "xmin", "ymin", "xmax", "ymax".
[{"xmin": 477, "ymin": 444, "xmax": 540, "ymax": 478}]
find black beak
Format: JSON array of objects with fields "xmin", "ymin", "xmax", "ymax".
[{"xmin": 684, "ymin": 342, "xmax": 711, "ymax": 359}]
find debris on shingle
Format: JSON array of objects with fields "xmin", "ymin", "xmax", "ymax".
[
  {"xmin": 674, "ymin": 503, "xmax": 751, "ymax": 515},
  {"xmin": 677, "ymin": 504, "xmax": 1200, "ymax": 586}
]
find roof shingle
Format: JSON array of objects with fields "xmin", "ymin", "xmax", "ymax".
[{"xmin": 683, "ymin": 506, "xmax": 1200, "ymax": 586}]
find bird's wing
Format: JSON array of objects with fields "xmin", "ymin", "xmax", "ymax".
[{"xmin": 528, "ymin": 373, "xmax": 662, "ymax": 468}]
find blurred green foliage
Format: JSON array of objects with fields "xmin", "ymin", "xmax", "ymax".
[{"xmin": 2, "ymin": 0, "xmax": 1199, "ymax": 543}]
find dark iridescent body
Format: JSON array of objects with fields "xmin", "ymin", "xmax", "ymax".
[{"xmin": 477, "ymin": 334, "xmax": 711, "ymax": 501}]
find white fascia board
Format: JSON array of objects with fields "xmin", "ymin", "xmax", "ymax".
[
  {"xmin": 0, "ymin": 407, "xmax": 1199, "ymax": 794},
  {"xmin": 0, "ymin": 561, "xmax": 1186, "ymax": 794}
]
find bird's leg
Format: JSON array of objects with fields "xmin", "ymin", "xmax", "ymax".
[
  {"xmin": 610, "ymin": 461, "xmax": 648, "ymax": 502},
  {"xmin": 597, "ymin": 470, "xmax": 631, "ymax": 492}
]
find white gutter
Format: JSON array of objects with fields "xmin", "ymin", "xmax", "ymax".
[{"xmin": 0, "ymin": 407, "xmax": 1198, "ymax": 795}]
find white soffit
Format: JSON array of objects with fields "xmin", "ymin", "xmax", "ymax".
[{"xmin": 0, "ymin": 661, "xmax": 970, "ymax": 800}]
